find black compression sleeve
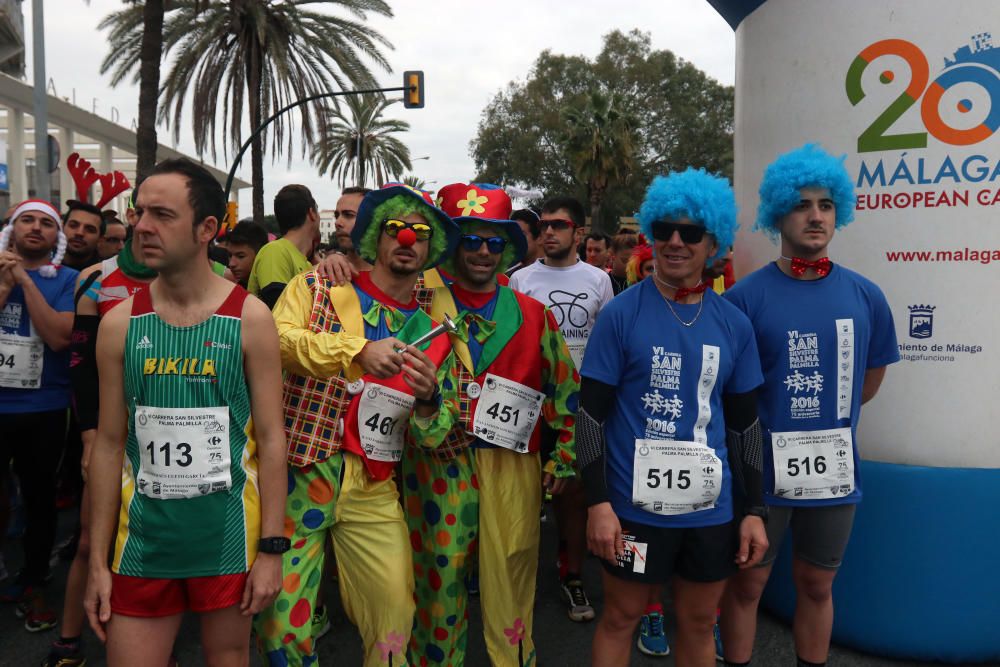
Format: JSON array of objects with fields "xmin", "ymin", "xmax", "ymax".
[
  {"xmin": 71, "ymin": 314, "xmax": 101, "ymax": 431},
  {"xmin": 259, "ymin": 282, "xmax": 287, "ymax": 310},
  {"xmin": 723, "ymin": 389, "xmax": 764, "ymax": 508},
  {"xmin": 579, "ymin": 377, "xmax": 615, "ymax": 507}
]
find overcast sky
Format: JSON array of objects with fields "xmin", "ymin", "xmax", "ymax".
[{"xmin": 25, "ymin": 0, "xmax": 735, "ymax": 214}]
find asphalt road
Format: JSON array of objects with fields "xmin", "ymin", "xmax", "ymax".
[{"xmin": 0, "ymin": 506, "xmax": 980, "ymax": 666}]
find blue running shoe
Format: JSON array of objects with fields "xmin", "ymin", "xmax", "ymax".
[
  {"xmin": 713, "ymin": 617, "xmax": 724, "ymax": 661},
  {"xmin": 637, "ymin": 611, "xmax": 670, "ymax": 657}
]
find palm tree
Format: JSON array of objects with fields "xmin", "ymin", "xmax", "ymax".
[
  {"xmin": 100, "ymin": 0, "xmax": 393, "ymax": 222},
  {"xmin": 95, "ymin": 1, "xmax": 179, "ymax": 179},
  {"xmin": 311, "ymin": 94, "xmax": 412, "ymax": 188},
  {"xmin": 401, "ymin": 175, "xmax": 427, "ymax": 190},
  {"xmin": 561, "ymin": 90, "xmax": 638, "ymax": 233}
]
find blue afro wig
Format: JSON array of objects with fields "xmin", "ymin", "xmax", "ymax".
[
  {"xmin": 755, "ymin": 143, "xmax": 856, "ymax": 240},
  {"xmin": 637, "ymin": 168, "xmax": 737, "ymax": 263}
]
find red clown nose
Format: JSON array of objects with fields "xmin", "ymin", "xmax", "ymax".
[{"xmin": 396, "ymin": 227, "xmax": 417, "ymax": 247}]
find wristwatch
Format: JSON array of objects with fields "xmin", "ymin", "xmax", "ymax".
[
  {"xmin": 744, "ymin": 505, "xmax": 769, "ymax": 524},
  {"xmin": 415, "ymin": 385, "xmax": 442, "ymax": 408},
  {"xmin": 258, "ymin": 537, "xmax": 292, "ymax": 554}
]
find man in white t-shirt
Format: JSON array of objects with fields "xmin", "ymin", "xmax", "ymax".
[{"xmin": 508, "ymin": 195, "xmax": 613, "ymax": 623}]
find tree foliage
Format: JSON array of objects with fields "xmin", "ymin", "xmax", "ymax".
[
  {"xmin": 470, "ymin": 30, "xmax": 733, "ymax": 231},
  {"xmin": 311, "ymin": 94, "xmax": 412, "ymax": 188},
  {"xmin": 100, "ymin": 0, "xmax": 394, "ymax": 222}
]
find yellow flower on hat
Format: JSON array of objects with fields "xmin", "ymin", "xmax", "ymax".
[{"xmin": 457, "ymin": 189, "xmax": 488, "ymax": 215}]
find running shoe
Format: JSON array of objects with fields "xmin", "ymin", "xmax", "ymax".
[
  {"xmin": 42, "ymin": 639, "xmax": 86, "ymax": 666},
  {"xmin": 25, "ymin": 608, "xmax": 58, "ymax": 632},
  {"xmin": 713, "ymin": 617, "xmax": 724, "ymax": 661},
  {"xmin": 312, "ymin": 605, "xmax": 331, "ymax": 640},
  {"xmin": 560, "ymin": 578, "xmax": 595, "ymax": 622},
  {"xmin": 637, "ymin": 611, "xmax": 670, "ymax": 656}
]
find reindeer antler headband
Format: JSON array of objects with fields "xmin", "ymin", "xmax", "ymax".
[{"xmin": 67, "ymin": 152, "xmax": 132, "ymax": 209}]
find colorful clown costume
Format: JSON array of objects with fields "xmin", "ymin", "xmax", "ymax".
[
  {"xmin": 254, "ymin": 269, "xmax": 459, "ymax": 667},
  {"xmin": 402, "ymin": 281, "xmax": 579, "ymax": 667}
]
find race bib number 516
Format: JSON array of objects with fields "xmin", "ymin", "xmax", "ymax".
[{"xmin": 771, "ymin": 427, "xmax": 855, "ymax": 500}]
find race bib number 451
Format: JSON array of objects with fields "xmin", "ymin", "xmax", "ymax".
[
  {"xmin": 631, "ymin": 439, "xmax": 722, "ymax": 516},
  {"xmin": 471, "ymin": 374, "xmax": 545, "ymax": 453},
  {"xmin": 771, "ymin": 427, "xmax": 855, "ymax": 501},
  {"xmin": 134, "ymin": 406, "xmax": 231, "ymax": 500}
]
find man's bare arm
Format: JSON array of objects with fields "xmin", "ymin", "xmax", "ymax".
[
  {"xmin": 84, "ymin": 301, "xmax": 130, "ymax": 640},
  {"xmin": 239, "ymin": 295, "xmax": 287, "ymax": 614}
]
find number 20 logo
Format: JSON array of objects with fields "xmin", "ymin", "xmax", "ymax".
[{"xmin": 846, "ymin": 38, "xmax": 1000, "ymax": 152}]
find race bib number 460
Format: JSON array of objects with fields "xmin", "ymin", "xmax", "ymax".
[
  {"xmin": 134, "ymin": 406, "xmax": 231, "ymax": 500},
  {"xmin": 631, "ymin": 439, "xmax": 722, "ymax": 516},
  {"xmin": 358, "ymin": 384, "xmax": 414, "ymax": 462},
  {"xmin": 771, "ymin": 427, "xmax": 855, "ymax": 501},
  {"xmin": 471, "ymin": 374, "xmax": 545, "ymax": 453}
]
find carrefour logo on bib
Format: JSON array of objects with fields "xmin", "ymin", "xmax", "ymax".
[{"xmin": 846, "ymin": 33, "xmax": 1000, "ymax": 211}]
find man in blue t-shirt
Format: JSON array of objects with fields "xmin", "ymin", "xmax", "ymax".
[
  {"xmin": 0, "ymin": 199, "xmax": 77, "ymax": 631},
  {"xmin": 580, "ymin": 169, "xmax": 768, "ymax": 665},
  {"xmin": 719, "ymin": 144, "xmax": 899, "ymax": 667}
]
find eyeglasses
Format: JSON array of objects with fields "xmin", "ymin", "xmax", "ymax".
[
  {"xmin": 460, "ymin": 234, "xmax": 507, "ymax": 254},
  {"xmin": 651, "ymin": 221, "xmax": 708, "ymax": 244},
  {"xmin": 382, "ymin": 218, "xmax": 433, "ymax": 240},
  {"xmin": 539, "ymin": 218, "xmax": 576, "ymax": 232}
]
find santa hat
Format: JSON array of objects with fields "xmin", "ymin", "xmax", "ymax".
[{"xmin": 1, "ymin": 199, "xmax": 67, "ymax": 278}]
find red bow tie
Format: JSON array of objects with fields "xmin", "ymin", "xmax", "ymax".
[
  {"xmin": 789, "ymin": 257, "xmax": 832, "ymax": 277},
  {"xmin": 674, "ymin": 282, "xmax": 710, "ymax": 302}
]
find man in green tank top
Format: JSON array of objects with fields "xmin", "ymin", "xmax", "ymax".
[{"xmin": 85, "ymin": 158, "xmax": 289, "ymax": 667}]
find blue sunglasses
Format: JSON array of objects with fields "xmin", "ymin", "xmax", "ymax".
[{"xmin": 460, "ymin": 234, "xmax": 507, "ymax": 254}]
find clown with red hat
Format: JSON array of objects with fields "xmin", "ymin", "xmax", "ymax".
[
  {"xmin": 400, "ymin": 182, "xmax": 580, "ymax": 666},
  {"xmin": 254, "ymin": 183, "xmax": 463, "ymax": 667}
]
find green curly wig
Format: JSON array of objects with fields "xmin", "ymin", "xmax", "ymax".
[
  {"xmin": 440, "ymin": 220, "xmax": 518, "ymax": 278},
  {"xmin": 357, "ymin": 195, "xmax": 450, "ymax": 270}
]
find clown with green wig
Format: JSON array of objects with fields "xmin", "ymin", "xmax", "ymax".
[
  {"xmin": 399, "ymin": 183, "xmax": 579, "ymax": 667},
  {"xmin": 254, "ymin": 185, "xmax": 462, "ymax": 667}
]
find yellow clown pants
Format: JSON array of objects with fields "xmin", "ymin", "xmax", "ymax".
[
  {"xmin": 402, "ymin": 446, "xmax": 542, "ymax": 667},
  {"xmin": 255, "ymin": 452, "xmax": 415, "ymax": 666}
]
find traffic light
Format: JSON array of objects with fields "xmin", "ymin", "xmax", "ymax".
[
  {"xmin": 403, "ymin": 70, "xmax": 424, "ymax": 109},
  {"xmin": 220, "ymin": 201, "xmax": 238, "ymax": 237}
]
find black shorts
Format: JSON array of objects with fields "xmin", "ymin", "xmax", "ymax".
[{"xmin": 601, "ymin": 517, "xmax": 739, "ymax": 584}]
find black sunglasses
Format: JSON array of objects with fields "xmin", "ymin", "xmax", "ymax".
[
  {"xmin": 460, "ymin": 234, "xmax": 507, "ymax": 254},
  {"xmin": 539, "ymin": 218, "xmax": 576, "ymax": 232},
  {"xmin": 651, "ymin": 221, "xmax": 708, "ymax": 244}
]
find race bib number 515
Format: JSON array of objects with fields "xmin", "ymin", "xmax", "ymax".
[{"xmin": 631, "ymin": 439, "xmax": 722, "ymax": 516}]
